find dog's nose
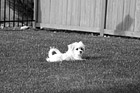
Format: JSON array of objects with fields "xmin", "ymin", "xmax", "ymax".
[{"xmin": 80, "ymin": 51, "xmax": 82, "ymax": 54}]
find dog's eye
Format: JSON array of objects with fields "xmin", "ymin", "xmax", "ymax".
[
  {"xmin": 52, "ymin": 51, "xmax": 57, "ymax": 55},
  {"xmin": 76, "ymin": 48, "xmax": 78, "ymax": 50},
  {"xmin": 81, "ymin": 48, "xmax": 84, "ymax": 51}
]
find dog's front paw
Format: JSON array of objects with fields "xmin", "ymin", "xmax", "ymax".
[{"xmin": 46, "ymin": 57, "xmax": 50, "ymax": 62}]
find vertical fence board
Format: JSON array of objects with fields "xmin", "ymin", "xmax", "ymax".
[
  {"xmin": 100, "ymin": 0, "xmax": 106, "ymax": 36},
  {"xmin": 80, "ymin": 0, "xmax": 91, "ymax": 27},
  {"xmin": 54, "ymin": 0, "xmax": 59, "ymax": 24},
  {"xmin": 89, "ymin": 0, "xmax": 96, "ymax": 27},
  {"xmin": 80, "ymin": 0, "xmax": 86, "ymax": 26},
  {"xmin": 41, "ymin": 0, "xmax": 51, "ymax": 23},
  {"xmin": 116, "ymin": 0, "xmax": 124, "ymax": 31},
  {"xmin": 134, "ymin": 0, "xmax": 140, "ymax": 31},
  {"xmin": 106, "ymin": 0, "xmax": 113, "ymax": 29},
  {"xmin": 1, "ymin": 0, "xmax": 4, "ymax": 21},
  {"xmin": 129, "ymin": 0, "xmax": 136, "ymax": 31},
  {"xmin": 37, "ymin": 0, "xmax": 41, "ymax": 23},
  {"xmin": 94, "ymin": 0, "xmax": 101, "ymax": 28},
  {"xmin": 62, "ymin": 0, "xmax": 67, "ymax": 25},
  {"xmin": 33, "ymin": 0, "xmax": 37, "ymax": 28},
  {"xmin": 67, "ymin": 0, "xmax": 72, "ymax": 25},
  {"xmin": 8, "ymin": 0, "xmax": 11, "ymax": 26},
  {"xmin": 4, "ymin": 0, "xmax": 6, "ymax": 26},
  {"xmin": 13, "ymin": 0, "xmax": 15, "ymax": 26},
  {"xmin": 112, "ymin": 0, "xmax": 118, "ymax": 30},
  {"xmin": 85, "ymin": 0, "xmax": 92, "ymax": 27},
  {"xmin": 0, "ymin": 0, "xmax": 1, "ymax": 22},
  {"xmin": 86, "ymin": 0, "xmax": 91, "ymax": 27},
  {"xmin": 46, "ymin": 0, "xmax": 51, "ymax": 24},
  {"xmin": 122, "ymin": 0, "xmax": 130, "ymax": 31},
  {"xmin": 56, "ymin": 0, "xmax": 62, "ymax": 24},
  {"xmin": 80, "ymin": 0, "xmax": 94, "ymax": 27},
  {"xmin": 50, "ymin": 0, "xmax": 57, "ymax": 24},
  {"xmin": 71, "ymin": 0, "xmax": 81, "ymax": 26},
  {"xmin": 2, "ymin": 0, "xmax": 5, "ymax": 21}
]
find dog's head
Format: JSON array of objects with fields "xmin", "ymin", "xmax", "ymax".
[{"xmin": 68, "ymin": 41, "xmax": 85, "ymax": 58}]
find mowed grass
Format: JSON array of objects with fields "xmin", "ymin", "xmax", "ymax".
[{"xmin": 0, "ymin": 30, "xmax": 140, "ymax": 93}]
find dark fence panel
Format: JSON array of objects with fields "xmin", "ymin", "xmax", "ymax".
[{"xmin": 0, "ymin": 0, "xmax": 34, "ymax": 28}]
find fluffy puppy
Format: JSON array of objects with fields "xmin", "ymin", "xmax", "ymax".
[{"xmin": 46, "ymin": 41, "xmax": 85, "ymax": 62}]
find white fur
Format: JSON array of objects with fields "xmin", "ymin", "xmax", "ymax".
[{"xmin": 46, "ymin": 41, "xmax": 85, "ymax": 62}]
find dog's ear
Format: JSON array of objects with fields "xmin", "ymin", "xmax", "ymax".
[
  {"xmin": 68, "ymin": 44, "xmax": 72, "ymax": 50},
  {"xmin": 68, "ymin": 44, "xmax": 75, "ymax": 51},
  {"xmin": 78, "ymin": 41, "xmax": 85, "ymax": 46},
  {"xmin": 79, "ymin": 41, "xmax": 84, "ymax": 45},
  {"xmin": 79, "ymin": 41, "xmax": 83, "ymax": 43}
]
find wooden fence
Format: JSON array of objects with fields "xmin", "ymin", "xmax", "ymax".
[{"xmin": 34, "ymin": 0, "xmax": 140, "ymax": 38}]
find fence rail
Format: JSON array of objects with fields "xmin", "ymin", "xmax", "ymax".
[{"xmin": 0, "ymin": 0, "xmax": 34, "ymax": 28}]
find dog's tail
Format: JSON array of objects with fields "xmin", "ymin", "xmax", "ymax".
[{"xmin": 48, "ymin": 47, "xmax": 61, "ymax": 57}]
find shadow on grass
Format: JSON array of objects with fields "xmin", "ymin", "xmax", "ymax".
[{"xmin": 84, "ymin": 56, "xmax": 106, "ymax": 60}]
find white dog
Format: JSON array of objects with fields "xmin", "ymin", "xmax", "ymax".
[{"xmin": 46, "ymin": 41, "xmax": 85, "ymax": 62}]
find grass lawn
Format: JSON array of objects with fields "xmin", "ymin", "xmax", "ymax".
[{"xmin": 0, "ymin": 30, "xmax": 140, "ymax": 93}]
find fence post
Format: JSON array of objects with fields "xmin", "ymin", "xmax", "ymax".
[
  {"xmin": 33, "ymin": 0, "xmax": 38, "ymax": 28},
  {"xmin": 100, "ymin": 0, "xmax": 106, "ymax": 36}
]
